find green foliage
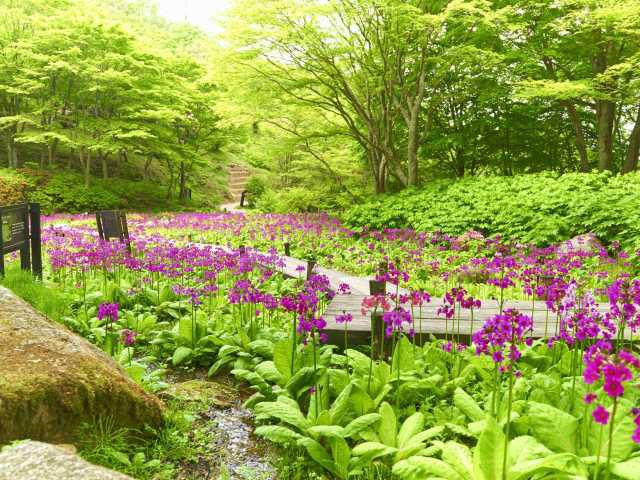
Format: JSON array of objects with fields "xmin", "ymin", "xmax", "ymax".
[
  {"xmin": 26, "ymin": 172, "xmax": 120, "ymax": 213},
  {"xmin": 0, "ymin": 0, "xmax": 228, "ymax": 205},
  {"xmin": 0, "ymin": 168, "xmax": 199, "ymax": 213},
  {"xmin": 0, "ymin": 266, "xmax": 70, "ymax": 322},
  {"xmin": 344, "ymin": 171, "xmax": 640, "ymax": 249},
  {"xmin": 244, "ymin": 176, "xmax": 268, "ymax": 208}
]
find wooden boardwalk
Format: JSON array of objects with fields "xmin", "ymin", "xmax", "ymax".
[
  {"xmin": 269, "ymin": 251, "xmax": 584, "ymax": 345},
  {"xmin": 201, "ymin": 243, "xmax": 614, "ymax": 345}
]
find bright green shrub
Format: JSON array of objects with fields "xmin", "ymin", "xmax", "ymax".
[
  {"xmin": 25, "ymin": 173, "xmax": 121, "ymax": 213},
  {"xmin": 343, "ymin": 171, "xmax": 640, "ymax": 249},
  {"xmin": 244, "ymin": 176, "xmax": 268, "ymax": 208}
]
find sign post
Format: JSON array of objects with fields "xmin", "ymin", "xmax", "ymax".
[
  {"xmin": 96, "ymin": 210, "xmax": 131, "ymax": 252},
  {"xmin": 0, "ymin": 203, "xmax": 42, "ymax": 278}
]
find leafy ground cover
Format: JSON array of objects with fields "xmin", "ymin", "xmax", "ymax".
[
  {"xmin": 343, "ymin": 172, "xmax": 640, "ymax": 251},
  {"xmin": 2, "ymin": 211, "xmax": 640, "ymax": 479}
]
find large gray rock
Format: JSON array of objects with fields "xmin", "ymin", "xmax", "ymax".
[
  {"xmin": 0, "ymin": 286, "xmax": 164, "ymax": 444},
  {"xmin": 557, "ymin": 233, "xmax": 604, "ymax": 255},
  {"xmin": 0, "ymin": 441, "xmax": 133, "ymax": 480}
]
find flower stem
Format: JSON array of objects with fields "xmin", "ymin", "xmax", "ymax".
[
  {"xmin": 605, "ymin": 399, "xmax": 618, "ymax": 480},
  {"xmin": 501, "ymin": 369, "xmax": 514, "ymax": 480},
  {"xmin": 594, "ymin": 424, "xmax": 604, "ymax": 480}
]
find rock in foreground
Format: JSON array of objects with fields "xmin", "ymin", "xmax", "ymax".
[
  {"xmin": 0, "ymin": 286, "xmax": 163, "ymax": 444},
  {"xmin": 0, "ymin": 441, "xmax": 133, "ymax": 480}
]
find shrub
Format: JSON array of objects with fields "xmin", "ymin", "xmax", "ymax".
[
  {"xmin": 343, "ymin": 171, "xmax": 640, "ymax": 250},
  {"xmin": 243, "ymin": 176, "xmax": 268, "ymax": 208},
  {"xmin": 25, "ymin": 173, "xmax": 121, "ymax": 213}
]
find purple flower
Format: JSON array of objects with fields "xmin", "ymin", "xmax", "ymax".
[
  {"xmin": 335, "ymin": 313, "xmax": 353, "ymax": 324},
  {"xmin": 584, "ymin": 393, "xmax": 597, "ymax": 404},
  {"xmin": 121, "ymin": 329, "xmax": 137, "ymax": 346},
  {"xmin": 593, "ymin": 405, "xmax": 610, "ymax": 425},
  {"xmin": 382, "ymin": 307, "xmax": 412, "ymax": 338},
  {"xmin": 98, "ymin": 303, "xmax": 119, "ymax": 323},
  {"xmin": 472, "ymin": 309, "xmax": 532, "ymax": 370}
]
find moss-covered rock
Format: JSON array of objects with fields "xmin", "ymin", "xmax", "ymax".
[
  {"xmin": 160, "ymin": 379, "xmax": 236, "ymax": 408},
  {"xmin": 0, "ymin": 287, "xmax": 164, "ymax": 445}
]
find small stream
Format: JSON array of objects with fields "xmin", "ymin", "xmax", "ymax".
[
  {"xmin": 162, "ymin": 369, "xmax": 276, "ymax": 480},
  {"xmin": 206, "ymin": 405, "xmax": 275, "ymax": 479}
]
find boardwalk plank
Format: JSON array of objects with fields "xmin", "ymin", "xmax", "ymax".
[{"xmin": 202, "ymin": 243, "xmax": 618, "ymax": 344}]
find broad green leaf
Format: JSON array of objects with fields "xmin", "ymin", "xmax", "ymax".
[
  {"xmin": 351, "ymin": 441, "xmax": 397, "ymax": 460},
  {"xmin": 297, "ymin": 437, "xmax": 337, "ymax": 477},
  {"xmin": 378, "ymin": 402, "xmax": 397, "ymax": 447},
  {"xmin": 309, "ymin": 425, "xmax": 346, "ymax": 439},
  {"xmin": 508, "ymin": 452, "xmax": 588, "ymax": 480},
  {"xmin": 589, "ymin": 399, "xmax": 637, "ymax": 461},
  {"xmin": 611, "ymin": 456, "xmax": 640, "ymax": 480},
  {"xmin": 254, "ymin": 425, "xmax": 302, "ymax": 444},
  {"xmin": 255, "ymin": 361, "xmax": 282, "ymax": 383},
  {"xmin": 330, "ymin": 437, "xmax": 351, "ymax": 479},
  {"xmin": 507, "ymin": 435, "xmax": 551, "ymax": 467},
  {"xmin": 441, "ymin": 441, "xmax": 473, "ymax": 478},
  {"xmin": 454, "ymin": 387, "xmax": 485, "ymax": 421},
  {"xmin": 172, "ymin": 346, "xmax": 193, "ymax": 366},
  {"xmin": 249, "ymin": 339, "xmax": 274, "ymax": 358},
  {"xmin": 391, "ymin": 336, "xmax": 416, "ymax": 375},
  {"xmin": 393, "ymin": 456, "xmax": 465, "ymax": 480},
  {"xmin": 397, "ymin": 412, "xmax": 425, "ymax": 448},
  {"xmin": 329, "ymin": 382, "xmax": 353, "ymax": 425},
  {"xmin": 254, "ymin": 401, "xmax": 310, "ymax": 432},
  {"xmin": 343, "ymin": 413, "xmax": 382, "ymax": 438},
  {"xmin": 407, "ymin": 426, "xmax": 445, "ymax": 445},
  {"xmin": 528, "ymin": 401, "xmax": 578, "ymax": 453},
  {"xmin": 473, "ymin": 416, "xmax": 505, "ymax": 480},
  {"xmin": 273, "ymin": 339, "xmax": 296, "ymax": 382}
]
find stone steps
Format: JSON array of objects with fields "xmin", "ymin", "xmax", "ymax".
[{"xmin": 225, "ymin": 164, "xmax": 251, "ymax": 204}]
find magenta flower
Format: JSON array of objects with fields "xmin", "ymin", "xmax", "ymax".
[
  {"xmin": 593, "ymin": 405, "xmax": 610, "ymax": 425},
  {"xmin": 583, "ymin": 342, "xmax": 639, "ymax": 399},
  {"xmin": 121, "ymin": 329, "xmax": 137, "ymax": 346},
  {"xmin": 335, "ymin": 313, "xmax": 353, "ymax": 324},
  {"xmin": 472, "ymin": 309, "xmax": 533, "ymax": 370},
  {"xmin": 382, "ymin": 307, "xmax": 412, "ymax": 338},
  {"xmin": 98, "ymin": 303, "xmax": 119, "ymax": 323},
  {"xmin": 584, "ymin": 392, "xmax": 597, "ymax": 404}
]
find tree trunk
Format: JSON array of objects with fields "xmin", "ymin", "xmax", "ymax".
[
  {"xmin": 6, "ymin": 137, "xmax": 12, "ymax": 168},
  {"xmin": 622, "ymin": 104, "xmax": 640, "ymax": 174},
  {"xmin": 562, "ymin": 102, "xmax": 590, "ymax": 171},
  {"xmin": 6, "ymin": 128, "xmax": 17, "ymax": 168},
  {"xmin": 143, "ymin": 157, "xmax": 153, "ymax": 181},
  {"xmin": 179, "ymin": 160, "xmax": 186, "ymax": 202},
  {"xmin": 596, "ymin": 100, "xmax": 615, "ymax": 171},
  {"xmin": 407, "ymin": 114, "xmax": 419, "ymax": 186},
  {"xmin": 47, "ymin": 142, "xmax": 55, "ymax": 167},
  {"xmin": 40, "ymin": 147, "xmax": 46, "ymax": 168},
  {"xmin": 166, "ymin": 160, "xmax": 174, "ymax": 200},
  {"xmin": 83, "ymin": 148, "xmax": 91, "ymax": 188},
  {"xmin": 100, "ymin": 151, "xmax": 108, "ymax": 180}
]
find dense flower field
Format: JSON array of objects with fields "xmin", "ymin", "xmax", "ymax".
[{"xmin": 9, "ymin": 212, "xmax": 640, "ymax": 479}]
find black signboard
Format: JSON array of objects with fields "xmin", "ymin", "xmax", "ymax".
[
  {"xmin": 0, "ymin": 203, "xmax": 42, "ymax": 278},
  {"xmin": 0, "ymin": 204, "xmax": 28, "ymax": 253},
  {"xmin": 96, "ymin": 210, "xmax": 130, "ymax": 250}
]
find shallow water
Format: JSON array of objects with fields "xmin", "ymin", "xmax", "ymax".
[
  {"xmin": 206, "ymin": 404, "xmax": 275, "ymax": 480},
  {"xmin": 162, "ymin": 368, "xmax": 276, "ymax": 480}
]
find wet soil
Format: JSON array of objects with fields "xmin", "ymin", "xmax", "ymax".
[{"xmin": 161, "ymin": 368, "xmax": 276, "ymax": 480}]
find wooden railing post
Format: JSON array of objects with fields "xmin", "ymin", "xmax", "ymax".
[
  {"xmin": 369, "ymin": 279, "xmax": 386, "ymax": 360},
  {"xmin": 306, "ymin": 259, "xmax": 316, "ymax": 281},
  {"xmin": 29, "ymin": 203, "xmax": 42, "ymax": 279}
]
